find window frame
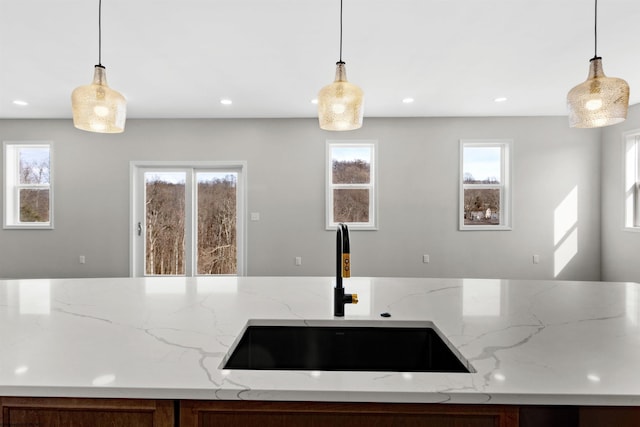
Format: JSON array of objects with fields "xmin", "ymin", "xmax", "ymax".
[
  {"xmin": 326, "ymin": 140, "xmax": 378, "ymax": 230},
  {"xmin": 3, "ymin": 141, "xmax": 54, "ymax": 230},
  {"xmin": 459, "ymin": 139, "xmax": 512, "ymax": 231},
  {"xmin": 623, "ymin": 130, "xmax": 640, "ymax": 232},
  {"xmin": 130, "ymin": 160, "xmax": 247, "ymax": 277}
]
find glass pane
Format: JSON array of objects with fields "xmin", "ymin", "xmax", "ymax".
[
  {"xmin": 197, "ymin": 172, "xmax": 237, "ymax": 275},
  {"xmin": 145, "ymin": 172, "xmax": 186, "ymax": 275},
  {"xmin": 463, "ymin": 189, "xmax": 501, "ymax": 225},
  {"xmin": 19, "ymin": 147, "xmax": 50, "ymax": 184},
  {"xmin": 19, "ymin": 189, "xmax": 49, "ymax": 222},
  {"xmin": 463, "ymin": 146, "xmax": 501, "ymax": 184},
  {"xmin": 332, "ymin": 146, "xmax": 371, "ymax": 184},
  {"xmin": 334, "ymin": 189, "xmax": 369, "ymax": 223}
]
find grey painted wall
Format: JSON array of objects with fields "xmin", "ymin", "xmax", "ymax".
[
  {"xmin": 0, "ymin": 116, "xmax": 601, "ymax": 280},
  {"xmin": 602, "ymin": 104, "xmax": 640, "ymax": 282}
]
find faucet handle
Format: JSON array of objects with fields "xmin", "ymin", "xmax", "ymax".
[
  {"xmin": 342, "ymin": 293, "xmax": 358, "ymax": 305},
  {"xmin": 342, "ymin": 253, "xmax": 351, "ymax": 278}
]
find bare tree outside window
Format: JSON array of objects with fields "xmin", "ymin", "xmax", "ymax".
[
  {"xmin": 332, "ymin": 158, "xmax": 370, "ymax": 222},
  {"xmin": 19, "ymin": 189, "xmax": 50, "ymax": 222},
  {"xmin": 333, "ymin": 158, "xmax": 370, "ymax": 184},
  {"xmin": 463, "ymin": 188, "xmax": 500, "ymax": 225},
  {"xmin": 145, "ymin": 173, "xmax": 186, "ymax": 275},
  {"xmin": 19, "ymin": 147, "xmax": 50, "ymax": 223},
  {"xmin": 460, "ymin": 141, "xmax": 511, "ymax": 230},
  {"xmin": 143, "ymin": 170, "xmax": 238, "ymax": 276},
  {"xmin": 334, "ymin": 189, "xmax": 369, "ymax": 223},
  {"xmin": 327, "ymin": 142, "xmax": 377, "ymax": 229},
  {"xmin": 4, "ymin": 143, "xmax": 52, "ymax": 229},
  {"xmin": 197, "ymin": 173, "xmax": 237, "ymax": 274}
]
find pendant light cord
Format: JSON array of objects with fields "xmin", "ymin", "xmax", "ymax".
[
  {"xmin": 339, "ymin": 0, "xmax": 343, "ymax": 63},
  {"xmin": 98, "ymin": 0, "xmax": 103, "ymax": 66},
  {"xmin": 593, "ymin": 0, "xmax": 598, "ymax": 59}
]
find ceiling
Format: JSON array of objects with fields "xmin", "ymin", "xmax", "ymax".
[{"xmin": 1, "ymin": 0, "xmax": 639, "ymax": 120}]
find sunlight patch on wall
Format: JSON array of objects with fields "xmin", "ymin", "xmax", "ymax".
[
  {"xmin": 554, "ymin": 229, "xmax": 578, "ymax": 277},
  {"xmin": 554, "ymin": 186, "xmax": 578, "ymax": 277}
]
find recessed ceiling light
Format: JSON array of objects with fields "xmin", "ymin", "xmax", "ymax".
[
  {"xmin": 587, "ymin": 373, "xmax": 601, "ymax": 383},
  {"xmin": 402, "ymin": 98, "xmax": 414, "ymax": 104},
  {"xmin": 494, "ymin": 97, "xmax": 508, "ymax": 103},
  {"xmin": 311, "ymin": 99, "xmax": 318, "ymax": 105},
  {"xmin": 13, "ymin": 100, "xmax": 29, "ymax": 106},
  {"xmin": 14, "ymin": 365, "xmax": 29, "ymax": 375},
  {"xmin": 220, "ymin": 99, "xmax": 232, "ymax": 105}
]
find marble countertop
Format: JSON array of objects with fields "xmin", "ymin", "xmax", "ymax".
[{"xmin": 1, "ymin": 276, "xmax": 639, "ymax": 406}]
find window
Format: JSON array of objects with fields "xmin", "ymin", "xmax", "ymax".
[
  {"xmin": 3, "ymin": 141, "xmax": 53, "ymax": 229},
  {"xmin": 326, "ymin": 140, "xmax": 377, "ymax": 230},
  {"xmin": 130, "ymin": 161, "xmax": 246, "ymax": 277},
  {"xmin": 624, "ymin": 131, "xmax": 640, "ymax": 230},
  {"xmin": 460, "ymin": 140, "xmax": 511, "ymax": 230}
]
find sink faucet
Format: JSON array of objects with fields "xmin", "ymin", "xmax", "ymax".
[{"xmin": 335, "ymin": 223, "xmax": 358, "ymax": 317}]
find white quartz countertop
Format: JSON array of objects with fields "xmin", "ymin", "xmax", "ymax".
[{"xmin": 1, "ymin": 276, "xmax": 639, "ymax": 406}]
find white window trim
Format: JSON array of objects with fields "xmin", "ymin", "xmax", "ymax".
[
  {"xmin": 129, "ymin": 160, "xmax": 248, "ymax": 277},
  {"xmin": 3, "ymin": 141, "xmax": 54, "ymax": 230},
  {"xmin": 623, "ymin": 130, "xmax": 640, "ymax": 232},
  {"xmin": 459, "ymin": 139, "xmax": 512, "ymax": 231},
  {"xmin": 326, "ymin": 140, "xmax": 378, "ymax": 230}
]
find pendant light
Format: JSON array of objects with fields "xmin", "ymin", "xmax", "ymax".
[
  {"xmin": 71, "ymin": 0, "xmax": 126, "ymax": 133},
  {"xmin": 318, "ymin": 0, "xmax": 364, "ymax": 131},
  {"xmin": 567, "ymin": 0, "xmax": 629, "ymax": 128}
]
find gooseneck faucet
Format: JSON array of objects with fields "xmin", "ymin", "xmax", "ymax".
[{"xmin": 335, "ymin": 223, "xmax": 358, "ymax": 317}]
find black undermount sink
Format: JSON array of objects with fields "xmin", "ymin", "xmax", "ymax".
[{"xmin": 223, "ymin": 320, "xmax": 472, "ymax": 373}]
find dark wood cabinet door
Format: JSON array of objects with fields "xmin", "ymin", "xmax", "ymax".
[
  {"xmin": 1, "ymin": 397, "xmax": 173, "ymax": 427},
  {"xmin": 181, "ymin": 400, "xmax": 519, "ymax": 427}
]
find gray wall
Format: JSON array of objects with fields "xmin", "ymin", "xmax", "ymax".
[
  {"xmin": 0, "ymin": 116, "xmax": 601, "ymax": 280},
  {"xmin": 602, "ymin": 104, "xmax": 640, "ymax": 282}
]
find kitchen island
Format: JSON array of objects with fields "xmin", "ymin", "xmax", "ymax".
[{"xmin": 0, "ymin": 276, "xmax": 639, "ymax": 426}]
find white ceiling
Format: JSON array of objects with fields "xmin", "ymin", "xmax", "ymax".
[{"xmin": 1, "ymin": 0, "xmax": 639, "ymax": 120}]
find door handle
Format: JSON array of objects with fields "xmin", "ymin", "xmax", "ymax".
[{"xmin": 137, "ymin": 222, "xmax": 142, "ymax": 236}]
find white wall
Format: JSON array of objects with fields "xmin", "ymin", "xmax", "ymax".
[
  {"xmin": 0, "ymin": 116, "xmax": 601, "ymax": 280},
  {"xmin": 601, "ymin": 104, "xmax": 640, "ymax": 282}
]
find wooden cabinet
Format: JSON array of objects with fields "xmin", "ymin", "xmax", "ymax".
[
  {"xmin": 180, "ymin": 400, "xmax": 519, "ymax": 427},
  {"xmin": 518, "ymin": 406, "xmax": 640, "ymax": 427},
  {"xmin": 579, "ymin": 407, "xmax": 640, "ymax": 427},
  {"xmin": 2, "ymin": 396, "xmax": 639, "ymax": 427},
  {"xmin": 0, "ymin": 397, "xmax": 173, "ymax": 427}
]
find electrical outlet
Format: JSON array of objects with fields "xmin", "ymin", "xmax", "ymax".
[
  {"xmin": 250, "ymin": 212, "xmax": 260, "ymax": 221},
  {"xmin": 423, "ymin": 254, "xmax": 430, "ymax": 264},
  {"xmin": 533, "ymin": 254, "xmax": 540, "ymax": 264},
  {"xmin": 295, "ymin": 256, "xmax": 302, "ymax": 266},
  {"xmin": 79, "ymin": 255, "xmax": 86, "ymax": 264}
]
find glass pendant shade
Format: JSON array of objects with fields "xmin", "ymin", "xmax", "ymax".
[
  {"xmin": 71, "ymin": 65, "xmax": 127, "ymax": 133},
  {"xmin": 318, "ymin": 62, "xmax": 364, "ymax": 131},
  {"xmin": 567, "ymin": 57, "xmax": 629, "ymax": 128}
]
